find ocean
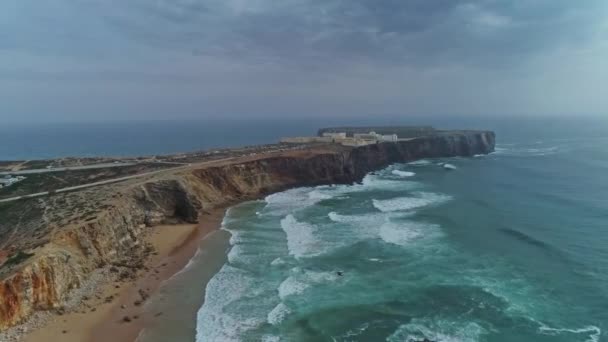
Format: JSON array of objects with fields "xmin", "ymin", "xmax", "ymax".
[
  {"xmin": 188, "ymin": 118, "xmax": 607, "ymax": 341},
  {"xmin": 4, "ymin": 116, "xmax": 603, "ymax": 161},
  {"xmin": 4, "ymin": 117, "xmax": 607, "ymax": 341}
]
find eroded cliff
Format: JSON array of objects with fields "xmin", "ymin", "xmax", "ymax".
[{"xmin": 0, "ymin": 131, "xmax": 494, "ymax": 330}]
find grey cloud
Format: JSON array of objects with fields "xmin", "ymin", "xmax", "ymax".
[
  {"xmin": 0, "ymin": 0, "xmax": 607, "ymax": 121},
  {"xmin": 86, "ymin": 0, "xmax": 607, "ymax": 68},
  {"xmin": 2, "ymin": 0, "xmax": 606, "ymax": 68}
]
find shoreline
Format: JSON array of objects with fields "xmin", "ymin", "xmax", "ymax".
[
  {"xmin": 0, "ymin": 131, "xmax": 496, "ymax": 339},
  {"xmin": 22, "ymin": 208, "xmax": 227, "ymax": 342}
]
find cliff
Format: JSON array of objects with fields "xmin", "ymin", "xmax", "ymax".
[{"xmin": 0, "ymin": 131, "xmax": 494, "ymax": 330}]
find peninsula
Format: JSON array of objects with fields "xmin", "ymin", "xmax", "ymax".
[{"xmin": 0, "ymin": 128, "xmax": 495, "ymax": 341}]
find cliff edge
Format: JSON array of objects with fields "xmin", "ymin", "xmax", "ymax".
[{"xmin": 0, "ymin": 130, "xmax": 494, "ymax": 331}]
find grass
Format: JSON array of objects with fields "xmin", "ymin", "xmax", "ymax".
[
  {"xmin": 0, "ymin": 163, "xmax": 174, "ymax": 200},
  {"xmin": 1, "ymin": 251, "xmax": 34, "ymax": 269}
]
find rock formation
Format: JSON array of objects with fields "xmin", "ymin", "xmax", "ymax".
[{"xmin": 0, "ymin": 131, "xmax": 494, "ymax": 330}]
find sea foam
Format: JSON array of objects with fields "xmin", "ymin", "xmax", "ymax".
[
  {"xmin": 267, "ymin": 303, "xmax": 292, "ymax": 325},
  {"xmin": 280, "ymin": 215, "xmax": 322, "ymax": 259},
  {"xmin": 379, "ymin": 221, "xmax": 423, "ymax": 246},
  {"xmin": 372, "ymin": 192, "xmax": 451, "ymax": 212},
  {"xmin": 264, "ymin": 188, "xmax": 331, "ymax": 216},
  {"xmin": 387, "ymin": 318, "xmax": 486, "ymax": 342},
  {"xmin": 196, "ymin": 265, "xmax": 264, "ymax": 342},
  {"xmin": 278, "ymin": 269, "xmax": 338, "ymax": 300},
  {"xmin": 391, "ymin": 170, "xmax": 416, "ymax": 177},
  {"xmin": 408, "ymin": 159, "xmax": 432, "ymax": 166},
  {"xmin": 538, "ymin": 323, "xmax": 601, "ymax": 342}
]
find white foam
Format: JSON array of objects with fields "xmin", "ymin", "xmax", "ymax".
[
  {"xmin": 226, "ymin": 243, "xmax": 246, "ymax": 264},
  {"xmin": 538, "ymin": 323, "xmax": 601, "ymax": 342},
  {"xmin": 408, "ymin": 159, "xmax": 432, "ymax": 165},
  {"xmin": 278, "ymin": 269, "xmax": 338, "ymax": 300},
  {"xmin": 261, "ymin": 335, "xmax": 281, "ymax": 342},
  {"xmin": 220, "ymin": 207, "xmax": 237, "ymax": 227},
  {"xmin": 228, "ymin": 230, "xmax": 246, "ymax": 245},
  {"xmin": 280, "ymin": 215, "xmax": 323, "ymax": 259},
  {"xmin": 360, "ymin": 174, "xmax": 421, "ymax": 191},
  {"xmin": 328, "ymin": 211, "xmax": 386, "ymax": 224},
  {"xmin": 493, "ymin": 145, "xmax": 561, "ymax": 157},
  {"xmin": 264, "ymin": 188, "xmax": 328, "ymax": 216},
  {"xmin": 341, "ymin": 322, "xmax": 370, "ymax": 339},
  {"xmin": 372, "ymin": 192, "xmax": 451, "ymax": 213},
  {"xmin": 387, "ymin": 318, "xmax": 486, "ymax": 342},
  {"xmin": 391, "ymin": 170, "xmax": 416, "ymax": 177},
  {"xmin": 308, "ymin": 189, "xmax": 333, "ymax": 201},
  {"xmin": 379, "ymin": 221, "xmax": 423, "ymax": 246},
  {"xmin": 267, "ymin": 303, "xmax": 292, "ymax": 325},
  {"xmin": 278, "ymin": 274, "xmax": 310, "ymax": 299},
  {"xmin": 270, "ymin": 257, "xmax": 287, "ymax": 267},
  {"xmin": 162, "ymin": 247, "xmax": 202, "ymax": 285},
  {"xmin": 443, "ymin": 163, "xmax": 457, "ymax": 170},
  {"xmin": 196, "ymin": 265, "xmax": 264, "ymax": 342}
]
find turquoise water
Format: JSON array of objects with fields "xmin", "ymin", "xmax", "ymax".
[{"xmin": 196, "ymin": 134, "xmax": 608, "ymax": 341}]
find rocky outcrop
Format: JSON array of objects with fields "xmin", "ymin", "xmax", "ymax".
[{"xmin": 0, "ymin": 130, "xmax": 494, "ymax": 330}]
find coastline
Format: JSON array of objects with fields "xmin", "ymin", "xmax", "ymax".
[
  {"xmin": 22, "ymin": 208, "xmax": 227, "ymax": 342},
  {"xmin": 0, "ymin": 131, "xmax": 496, "ymax": 338}
]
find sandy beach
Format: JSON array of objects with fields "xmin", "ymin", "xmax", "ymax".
[{"xmin": 22, "ymin": 208, "xmax": 227, "ymax": 342}]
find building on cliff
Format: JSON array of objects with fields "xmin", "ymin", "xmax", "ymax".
[
  {"xmin": 0, "ymin": 130, "xmax": 495, "ymax": 332},
  {"xmin": 282, "ymin": 131, "xmax": 399, "ymax": 146}
]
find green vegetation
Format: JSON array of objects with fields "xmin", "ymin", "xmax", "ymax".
[
  {"xmin": 0, "ymin": 163, "xmax": 173, "ymax": 200},
  {"xmin": 21, "ymin": 160, "xmax": 52, "ymax": 169},
  {"xmin": 0, "ymin": 201, "xmax": 18, "ymax": 223},
  {"xmin": 1, "ymin": 251, "xmax": 34, "ymax": 269}
]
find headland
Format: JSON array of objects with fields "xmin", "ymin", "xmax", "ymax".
[{"xmin": 0, "ymin": 128, "xmax": 495, "ymax": 341}]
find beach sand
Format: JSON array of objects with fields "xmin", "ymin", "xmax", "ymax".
[{"xmin": 23, "ymin": 208, "xmax": 227, "ymax": 342}]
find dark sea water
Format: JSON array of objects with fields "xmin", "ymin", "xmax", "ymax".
[
  {"xmin": 4, "ymin": 117, "xmax": 607, "ymax": 341},
  {"xmin": 189, "ymin": 117, "xmax": 608, "ymax": 342},
  {"xmin": 4, "ymin": 116, "xmax": 604, "ymax": 161},
  {"xmin": 0, "ymin": 120, "xmax": 323, "ymax": 160}
]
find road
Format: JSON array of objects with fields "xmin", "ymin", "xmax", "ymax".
[
  {"xmin": 0, "ymin": 146, "xmax": 308, "ymax": 204},
  {"xmin": 0, "ymin": 164, "xmax": 189, "ymax": 203},
  {"xmin": 0, "ymin": 161, "xmax": 187, "ymax": 176}
]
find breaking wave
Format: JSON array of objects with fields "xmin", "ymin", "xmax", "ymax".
[
  {"xmin": 408, "ymin": 159, "xmax": 432, "ymax": 166},
  {"xmin": 494, "ymin": 145, "xmax": 562, "ymax": 157},
  {"xmin": 392, "ymin": 170, "xmax": 416, "ymax": 177},
  {"xmin": 379, "ymin": 221, "xmax": 423, "ymax": 246},
  {"xmin": 267, "ymin": 303, "xmax": 292, "ymax": 325},
  {"xmin": 196, "ymin": 265, "xmax": 264, "ymax": 342},
  {"xmin": 280, "ymin": 215, "xmax": 324, "ymax": 259},
  {"xmin": 538, "ymin": 323, "xmax": 601, "ymax": 342},
  {"xmin": 264, "ymin": 187, "xmax": 333, "ymax": 216},
  {"xmin": 372, "ymin": 192, "xmax": 452, "ymax": 212},
  {"xmin": 278, "ymin": 268, "xmax": 338, "ymax": 300},
  {"xmin": 387, "ymin": 318, "xmax": 486, "ymax": 342}
]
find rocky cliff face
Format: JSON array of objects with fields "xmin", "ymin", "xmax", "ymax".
[{"xmin": 0, "ymin": 131, "xmax": 494, "ymax": 330}]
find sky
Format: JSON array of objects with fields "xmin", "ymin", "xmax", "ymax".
[{"xmin": 1, "ymin": 0, "xmax": 607, "ymax": 123}]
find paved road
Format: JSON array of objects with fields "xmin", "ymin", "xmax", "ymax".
[
  {"xmin": 0, "ymin": 161, "xmax": 187, "ymax": 176},
  {"xmin": 0, "ymin": 164, "xmax": 193, "ymax": 203},
  {"xmin": 0, "ymin": 146, "xmax": 306, "ymax": 204}
]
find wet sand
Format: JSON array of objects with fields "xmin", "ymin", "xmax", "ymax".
[{"xmin": 23, "ymin": 208, "xmax": 227, "ymax": 342}]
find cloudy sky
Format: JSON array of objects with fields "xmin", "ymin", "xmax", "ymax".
[{"xmin": 1, "ymin": 0, "xmax": 607, "ymax": 122}]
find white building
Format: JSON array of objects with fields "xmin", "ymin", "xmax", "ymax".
[
  {"xmin": 322, "ymin": 132, "xmax": 347, "ymax": 139},
  {"xmin": 378, "ymin": 134, "xmax": 398, "ymax": 142},
  {"xmin": 0, "ymin": 175, "xmax": 25, "ymax": 187},
  {"xmin": 353, "ymin": 131, "xmax": 379, "ymax": 140},
  {"xmin": 353, "ymin": 131, "xmax": 398, "ymax": 142}
]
